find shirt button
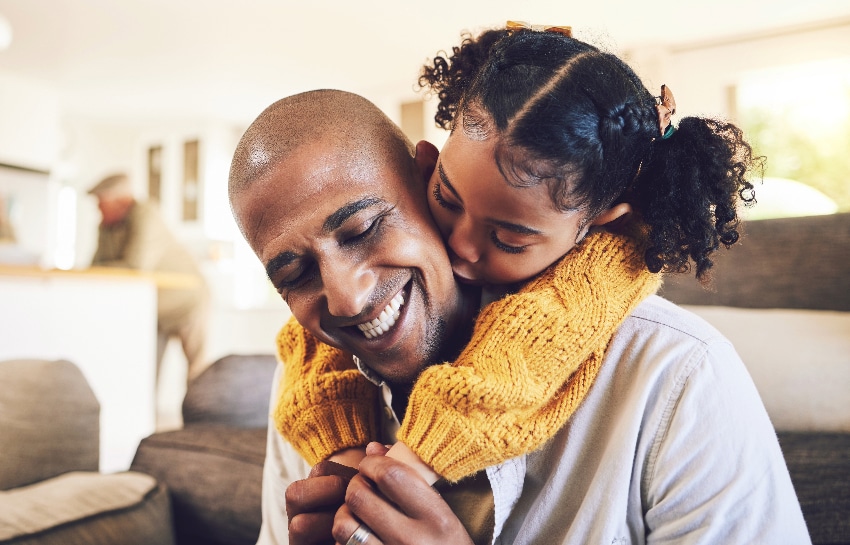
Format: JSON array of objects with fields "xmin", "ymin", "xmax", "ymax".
[{"xmin": 384, "ymin": 406, "xmax": 394, "ymax": 420}]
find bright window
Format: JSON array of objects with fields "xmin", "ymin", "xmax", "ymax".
[{"xmin": 738, "ymin": 58, "xmax": 850, "ymax": 218}]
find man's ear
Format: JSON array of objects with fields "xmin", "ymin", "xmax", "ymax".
[{"xmin": 414, "ymin": 140, "xmax": 439, "ymax": 186}]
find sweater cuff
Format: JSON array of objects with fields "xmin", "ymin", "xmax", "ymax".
[
  {"xmin": 396, "ymin": 380, "xmax": 490, "ymax": 483},
  {"xmin": 274, "ymin": 370, "xmax": 378, "ymax": 465}
]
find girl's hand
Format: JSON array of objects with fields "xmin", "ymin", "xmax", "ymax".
[
  {"xmin": 328, "ymin": 446, "xmax": 368, "ymax": 468},
  {"xmin": 385, "ymin": 441, "xmax": 441, "ymax": 485}
]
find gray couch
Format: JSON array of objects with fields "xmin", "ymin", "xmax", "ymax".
[
  {"xmin": 130, "ymin": 354, "xmax": 276, "ymax": 545},
  {"xmin": 0, "ymin": 359, "xmax": 175, "ymax": 545}
]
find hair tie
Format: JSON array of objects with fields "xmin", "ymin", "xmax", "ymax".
[
  {"xmin": 655, "ymin": 84, "xmax": 677, "ymax": 139},
  {"xmin": 506, "ymin": 20, "xmax": 572, "ymax": 38}
]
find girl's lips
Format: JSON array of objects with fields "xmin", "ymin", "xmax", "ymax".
[
  {"xmin": 450, "ymin": 259, "xmax": 484, "ymax": 285},
  {"xmin": 452, "ymin": 271, "xmax": 484, "ymax": 286}
]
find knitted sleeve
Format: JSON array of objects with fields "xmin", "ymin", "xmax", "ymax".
[
  {"xmin": 397, "ymin": 231, "xmax": 662, "ymax": 482},
  {"xmin": 273, "ymin": 316, "xmax": 379, "ymax": 465}
]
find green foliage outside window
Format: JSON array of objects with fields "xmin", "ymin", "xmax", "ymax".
[
  {"xmin": 742, "ymin": 100, "xmax": 850, "ymax": 212},
  {"xmin": 737, "ymin": 60, "xmax": 850, "ymax": 217}
]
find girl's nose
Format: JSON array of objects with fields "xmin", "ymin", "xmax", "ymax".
[{"xmin": 446, "ymin": 217, "xmax": 481, "ymax": 265}]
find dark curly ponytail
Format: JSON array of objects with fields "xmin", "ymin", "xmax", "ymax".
[
  {"xmin": 419, "ymin": 27, "xmax": 763, "ymax": 280},
  {"xmin": 634, "ymin": 118, "xmax": 760, "ymax": 278}
]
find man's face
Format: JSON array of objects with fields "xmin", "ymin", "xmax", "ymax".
[{"xmin": 231, "ymin": 137, "xmax": 468, "ymax": 385}]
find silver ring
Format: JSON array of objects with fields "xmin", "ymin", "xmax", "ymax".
[{"xmin": 345, "ymin": 524, "xmax": 372, "ymax": 545}]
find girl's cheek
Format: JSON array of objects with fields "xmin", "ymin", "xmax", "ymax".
[{"xmin": 431, "ymin": 210, "xmax": 455, "ymax": 241}]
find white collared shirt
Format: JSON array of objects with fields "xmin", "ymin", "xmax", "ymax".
[{"xmin": 258, "ymin": 296, "xmax": 811, "ymax": 544}]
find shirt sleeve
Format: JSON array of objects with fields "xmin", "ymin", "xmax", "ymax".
[
  {"xmin": 643, "ymin": 339, "xmax": 811, "ymax": 544},
  {"xmin": 257, "ymin": 360, "xmax": 312, "ymax": 545}
]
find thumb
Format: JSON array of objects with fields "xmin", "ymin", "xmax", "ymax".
[{"xmin": 365, "ymin": 441, "xmax": 391, "ymax": 456}]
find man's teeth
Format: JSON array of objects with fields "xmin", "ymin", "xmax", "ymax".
[{"xmin": 356, "ymin": 292, "xmax": 405, "ymax": 339}]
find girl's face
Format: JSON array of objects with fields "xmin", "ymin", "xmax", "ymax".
[{"xmin": 426, "ymin": 125, "xmax": 589, "ymax": 286}]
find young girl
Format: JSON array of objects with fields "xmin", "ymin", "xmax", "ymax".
[{"xmin": 273, "ymin": 23, "xmax": 759, "ymax": 485}]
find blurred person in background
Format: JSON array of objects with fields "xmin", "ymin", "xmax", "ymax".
[{"xmin": 89, "ymin": 173, "xmax": 210, "ymax": 385}]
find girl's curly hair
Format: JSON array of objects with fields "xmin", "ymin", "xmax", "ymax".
[{"xmin": 419, "ymin": 28, "xmax": 762, "ymax": 280}]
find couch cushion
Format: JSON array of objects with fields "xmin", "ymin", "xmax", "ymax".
[
  {"xmin": 182, "ymin": 354, "xmax": 277, "ymax": 428},
  {"xmin": 0, "ymin": 471, "xmax": 174, "ymax": 545},
  {"xmin": 681, "ymin": 305, "xmax": 850, "ymax": 432},
  {"xmin": 778, "ymin": 432, "xmax": 850, "ymax": 545},
  {"xmin": 0, "ymin": 359, "xmax": 99, "ymax": 490},
  {"xmin": 130, "ymin": 425, "xmax": 267, "ymax": 545}
]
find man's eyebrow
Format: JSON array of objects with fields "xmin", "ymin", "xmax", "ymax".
[
  {"xmin": 323, "ymin": 197, "xmax": 383, "ymax": 233},
  {"xmin": 264, "ymin": 197, "xmax": 384, "ymax": 279},
  {"xmin": 440, "ymin": 162, "xmax": 541, "ymax": 236},
  {"xmin": 265, "ymin": 251, "xmax": 298, "ymax": 279},
  {"xmin": 438, "ymin": 163, "xmax": 462, "ymax": 202}
]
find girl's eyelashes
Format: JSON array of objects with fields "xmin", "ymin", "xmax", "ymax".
[
  {"xmin": 490, "ymin": 231, "xmax": 527, "ymax": 254},
  {"xmin": 433, "ymin": 181, "xmax": 461, "ymax": 212},
  {"xmin": 433, "ymin": 179, "xmax": 529, "ymax": 255}
]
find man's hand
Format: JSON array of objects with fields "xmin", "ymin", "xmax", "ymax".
[
  {"xmin": 332, "ymin": 443, "xmax": 474, "ymax": 545},
  {"xmin": 286, "ymin": 460, "xmax": 358, "ymax": 545}
]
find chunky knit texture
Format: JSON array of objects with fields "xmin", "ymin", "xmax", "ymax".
[
  {"xmin": 273, "ymin": 320, "xmax": 378, "ymax": 465},
  {"xmin": 397, "ymin": 231, "xmax": 661, "ymax": 481},
  {"xmin": 274, "ymin": 231, "xmax": 661, "ymax": 476}
]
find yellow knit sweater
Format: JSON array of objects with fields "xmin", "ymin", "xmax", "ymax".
[
  {"xmin": 274, "ymin": 231, "xmax": 661, "ymax": 481},
  {"xmin": 273, "ymin": 322, "xmax": 378, "ymax": 464}
]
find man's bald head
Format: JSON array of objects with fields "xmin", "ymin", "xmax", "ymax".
[
  {"xmin": 226, "ymin": 90, "xmax": 468, "ymax": 385},
  {"xmin": 228, "ymin": 90, "xmax": 415, "ymax": 200}
]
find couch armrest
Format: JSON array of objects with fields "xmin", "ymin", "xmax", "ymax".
[
  {"xmin": 0, "ymin": 359, "xmax": 99, "ymax": 490},
  {"xmin": 0, "ymin": 471, "xmax": 174, "ymax": 545},
  {"xmin": 130, "ymin": 426, "xmax": 267, "ymax": 545},
  {"xmin": 182, "ymin": 354, "xmax": 277, "ymax": 428}
]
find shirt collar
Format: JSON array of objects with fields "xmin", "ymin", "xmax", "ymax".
[{"xmin": 352, "ymin": 355, "xmax": 386, "ymax": 387}]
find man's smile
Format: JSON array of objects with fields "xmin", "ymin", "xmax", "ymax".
[{"xmin": 356, "ymin": 290, "xmax": 405, "ymax": 339}]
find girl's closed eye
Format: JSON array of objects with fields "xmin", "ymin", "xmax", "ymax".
[
  {"xmin": 433, "ymin": 181, "xmax": 461, "ymax": 212},
  {"xmin": 434, "ymin": 176, "xmax": 532, "ymax": 254},
  {"xmin": 490, "ymin": 231, "xmax": 527, "ymax": 254}
]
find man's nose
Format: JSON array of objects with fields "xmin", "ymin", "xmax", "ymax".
[
  {"xmin": 447, "ymin": 217, "xmax": 481, "ymax": 264},
  {"xmin": 321, "ymin": 259, "xmax": 376, "ymax": 318}
]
